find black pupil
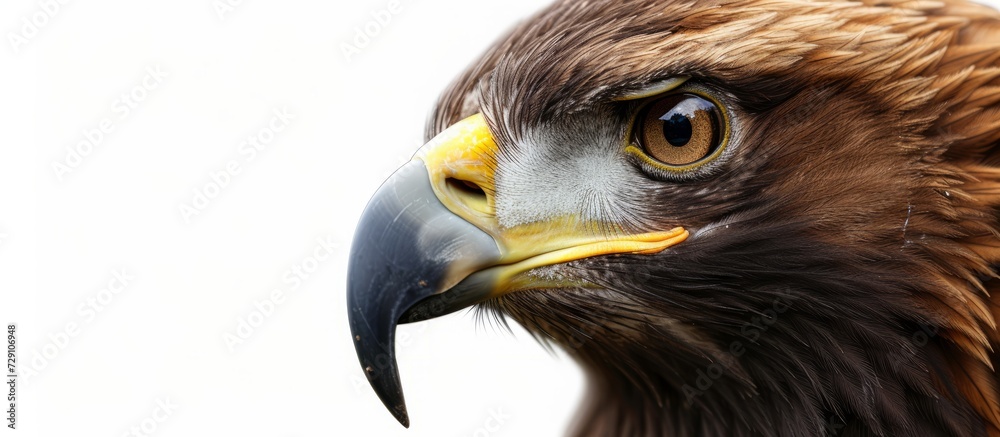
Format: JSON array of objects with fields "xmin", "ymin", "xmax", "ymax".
[{"xmin": 661, "ymin": 113, "xmax": 692, "ymax": 147}]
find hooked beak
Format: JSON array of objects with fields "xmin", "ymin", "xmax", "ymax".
[{"xmin": 347, "ymin": 114, "xmax": 688, "ymax": 427}]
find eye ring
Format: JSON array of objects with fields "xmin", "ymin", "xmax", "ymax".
[{"xmin": 624, "ymin": 89, "xmax": 732, "ymax": 177}]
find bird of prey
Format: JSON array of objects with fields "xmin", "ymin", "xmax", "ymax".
[{"xmin": 347, "ymin": 0, "xmax": 1000, "ymax": 435}]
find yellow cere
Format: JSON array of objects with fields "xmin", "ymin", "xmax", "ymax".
[{"xmin": 416, "ymin": 113, "xmax": 498, "ymax": 218}]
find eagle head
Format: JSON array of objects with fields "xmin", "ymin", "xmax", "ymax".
[{"xmin": 347, "ymin": 0, "xmax": 1000, "ymax": 435}]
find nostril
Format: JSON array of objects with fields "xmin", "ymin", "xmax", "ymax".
[
  {"xmin": 445, "ymin": 177, "xmax": 487, "ymax": 199},
  {"xmin": 444, "ymin": 177, "xmax": 490, "ymax": 214}
]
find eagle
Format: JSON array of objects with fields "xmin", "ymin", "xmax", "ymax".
[{"xmin": 346, "ymin": 0, "xmax": 1000, "ymax": 435}]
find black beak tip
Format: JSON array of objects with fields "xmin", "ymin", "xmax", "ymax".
[
  {"xmin": 371, "ymin": 374, "xmax": 410, "ymax": 428},
  {"xmin": 351, "ymin": 319, "xmax": 412, "ymax": 429},
  {"xmin": 362, "ymin": 366, "xmax": 409, "ymax": 427},
  {"xmin": 393, "ymin": 404, "xmax": 410, "ymax": 428}
]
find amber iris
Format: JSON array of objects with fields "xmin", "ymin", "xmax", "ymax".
[{"xmin": 638, "ymin": 94, "xmax": 722, "ymax": 166}]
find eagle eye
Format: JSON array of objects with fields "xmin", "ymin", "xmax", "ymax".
[
  {"xmin": 626, "ymin": 90, "xmax": 731, "ymax": 178},
  {"xmin": 635, "ymin": 94, "xmax": 724, "ymax": 167}
]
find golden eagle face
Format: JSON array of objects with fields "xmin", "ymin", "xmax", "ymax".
[{"xmin": 349, "ymin": 0, "xmax": 1000, "ymax": 435}]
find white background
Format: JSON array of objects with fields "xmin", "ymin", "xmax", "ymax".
[{"xmin": 3, "ymin": 1, "xmax": 999, "ymax": 436}]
